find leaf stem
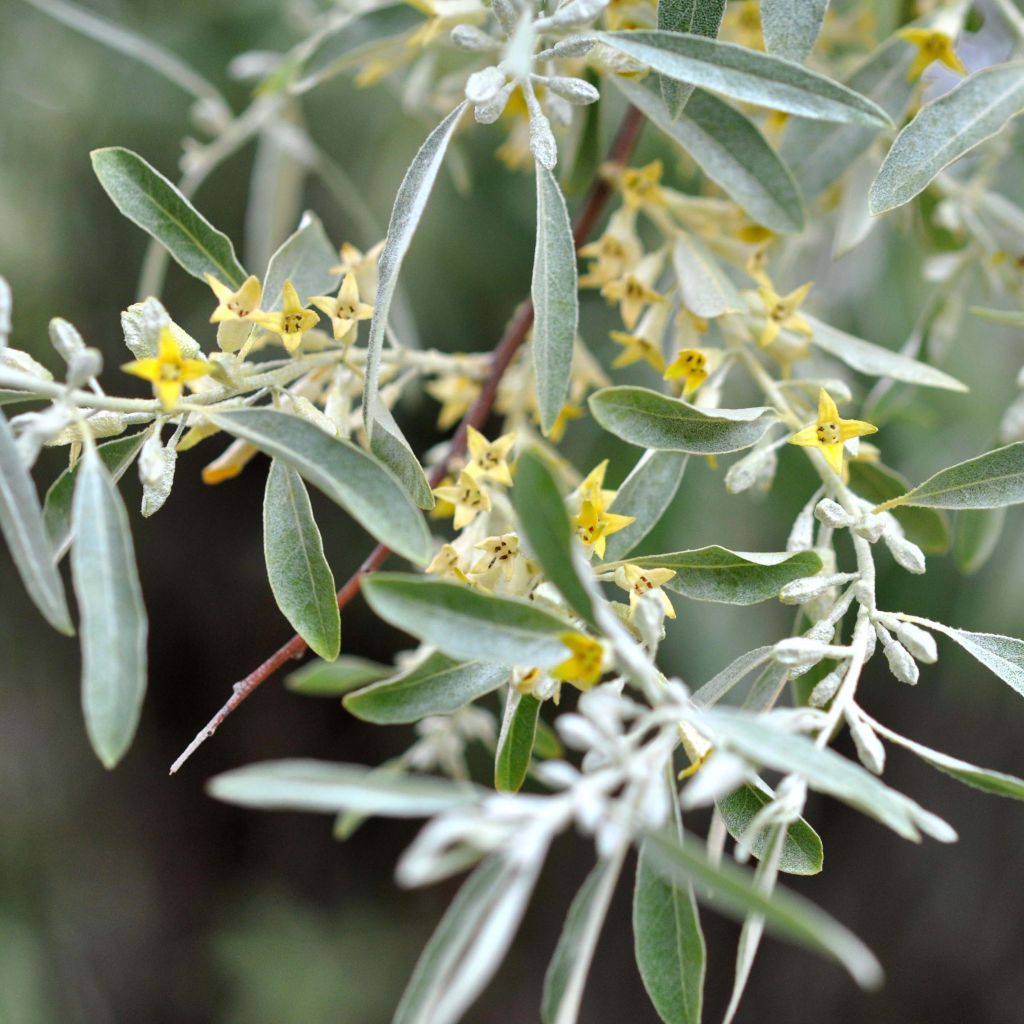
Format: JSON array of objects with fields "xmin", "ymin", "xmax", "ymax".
[{"xmin": 169, "ymin": 104, "xmax": 646, "ymax": 774}]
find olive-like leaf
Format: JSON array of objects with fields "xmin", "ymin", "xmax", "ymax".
[
  {"xmin": 604, "ymin": 450, "xmax": 688, "ymax": 562},
  {"xmin": 495, "ymin": 691, "xmax": 541, "ymax": 792},
  {"xmin": 761, "ymin": 0, "xmax": 829, "ymax": 63},
  {"xmin": 260, "ymin": 210, "xmax": 339, "ymax": 309}
]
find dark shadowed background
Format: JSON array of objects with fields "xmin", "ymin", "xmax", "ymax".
[{"xmin": 1, "ymin": 2, "xmax": 1023, "ymax": 1022}]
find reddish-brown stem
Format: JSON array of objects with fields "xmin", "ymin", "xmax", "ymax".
[{"xmin": 169, "ymin": 105, "xmax": 645, "ymax": 775}]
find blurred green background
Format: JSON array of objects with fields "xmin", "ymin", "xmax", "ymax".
[{"xmin": 2, "ymin": 2, "xmax": 1023, "ymax": 1022}]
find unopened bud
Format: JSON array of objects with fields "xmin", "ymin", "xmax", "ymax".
[
  {"xmin": 852, "ymin": 514, "xmax": 885, "ymax": 542},
  {"xmin": 450, "ymin": 24, "xmax": 499, "ymax": 50},
  {"xmin": 773, "ymin": 637, "xmax": 839, "ymax": 668},
  {"xmin": 885, "ymin": 533, "xmax": 926, "ymax": 574},
  {"xmin": 845, "ymin": 707, "xmax": 886, "ymax": 775},
  {"xmin": 537, "ymin": 35, "xmax": 596, "ymax": 59},
  {"xmin": 533, "ymin": 74, "xmax": 599, "ymax": 105},
  {"xmin": 779, "ymin": 572, "xmax": 857, "ymax": 606},
  {"xmin": 883, "ymin": 638, "xmax": 919, "ymax": 685},
  {"xmin": 814, "ymin": 499, "xmax": 851, "ymax": 528},
  {"xmin": 465, "ymin": 65, "xmax": 506, "ymax": 104},
  {"xmin": 66, "ymin": 348, "xmax": 103, "ymax": 389},
  {"xmin": 809, "ymin": 666, "xmax": 845, "ymax": 708},
  {"xmin": 892, "ymin": 620, "xmax": 938, "ymax": 663}
]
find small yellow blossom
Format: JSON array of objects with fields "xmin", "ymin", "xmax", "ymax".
[
  {"xmin": 601, "ymin": 259, "xmax": 666, "ymax": 331},
  {"xmin": 758, "ymin": 279, "xmax": 813, "ymax": 349},
  {"xmin": 426, "ymin": 543, "xmax": 470, "ymax": 582},
  {"xmin": 310, "ymin": 273, "xmax": 374, "ymax": 342},
  {"xmin": 121, "ymin": 326, "xmax": 209, "ymax": 409},
  {"xmin": 471, "ymin": 533, "xmax": 520, "ymax": 582},
  {"xmin": 622, "ymin": 160, "xmax": 666, "ymax": 210},
  {"xmin": 577, "ymin": 459, "xmax": 616, "ymax": 509},
  {"xmin": 897, "ymin": 28, "xmax": 967, "ymax": 82},
  {"xmin": 574, "ymin": 500, "xmax": 634, "ymax": 560},
  {"xmin": 201, "ymin": 438, "xmax": 258, "ymax": 485},
  {"xmin": 789, "ymin": 388, "xmax": 878, "ymax": 476},
  {"xmin": 465, "ymin": 426, "xmax": 516, "ymax": 486},
  {"xmin": 542, "ymin": 402, "xmax": 585, "ymax": 443},
  {"xmin": 430, "ymin": 476, "xmax": 457, "ymax": 519},
  {"xmin": 552, "ymin": 632, "xmax": 605, "ymax": 690},
  {"xmin": 432, "ymin": 470, "xmax": 491, "ymax": 529},
  {"xmin": 578, "ymin": 208, "xmax": 642, "ymax": 288},
  {"xmin": 329, "ymin": 241, "xmax": 384, "ymax": 302},
  {"xmin": 205, "ymin": 273, "xmax": 262, "ymax": 323},
  {"xmin": 610, "ymin": 331, "xmax": 666, "ymax": 373},
  {"xmin": 614, "ymin": 563, "xmax": 676, "ymax": 620},
  {"xmin": 664, "ymin": 347, "xmax": 719, "ymax": 397},
  {"xmin": 249, "ymin": 280, "xmax": 320, "ymax": 354},
  {"xmin": 426, "ymin": 374, "xmax": 481, "ymax": 431}
]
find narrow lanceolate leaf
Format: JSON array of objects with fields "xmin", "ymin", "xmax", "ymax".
[
  {"xmin": 543, "ymin": 854, "xmax": 624, "ymax": 1024},
  {"xmin": 261, "ymin": 211, "xmax": 339, "ymax": 309},
  {"xmin": 597, "ymin": 31, "xmax": 890, "ymax": 126},
  {"xmin": 805, "ymin": 315, "xmax": 967, "ymax": 392},
  {"xmin": 717, "ymin": 782, "xmax": 824, "ymax": 875},
  {"xmin": 0, "ymin": 410, "xmax": 73, "ymax": 634},
  {"xmin": 512, "ymin": 449, "xmax": 596, "ymax": 627},
  {"xmin": 590, "ymin": 387, "xmax": 776, "ymax": 454},
  {"xmin": 657, "ymin": 0, "xmax": 727, "ymax": 116},
  {"xmin": 871, "ymin": 62, "xmax": 1024, "ymax": 214},
  {"xmin": 867, "ymin": 716, "xmax": 1024, "ymax": 800},
  {"xmin": 44, "ymin": 432, "xmax": 148, "ymax": 559},
  {"xmin": 208, "ymin": 408, "xmax": 431, "ymax": 565},
  {"xmin": 908, "ymin": 617, "xmax": 1024, "ymax": 698},
  {"xmin": 846, "ymin": 461, "xmax": 950, "ymax": 554},
  {"xmin": 953, "ymin": 507, "xmax": 1006, "ymax": 574},
  {"xmin": 761, "ymin": 0, "xmax": 829, "ymax": 63},
  {"xmin": 673, "ymin": 233, "xmax": 743, "ymax": 317},
  {"xmin": 643, "ymin": 829, "xmax": 883, "ymax": 989},
  {"xmin": 70, "ymin": 447, "xmax": 148, "ymax": 768},
  {"xmin": 394, "ymin": 852, "xmax": 545, "ymax": 1024},
  {"xmin": 287, "ymin": 655, "xmax": 389, "ymax": 696},
  {"xmin": 369, "ymin": 402, "xmax": 434, "ymax": 510},
  {"xmin": 782, "ymin": 34, "xmax": 914, "ymax": 199},
  {"xmin": 90, "ymin": 147, "xmax": 245, "ymax": 287},
  {"xmin": 702, "ymin": 708, "xmax": 956, "ymax": 843},
  {"xmin": 614, "ymin": 77, "xmax": 804, "ymax": 234},
  {"xmin": 874, "ymin": 442, "xmax": 1024, "ymax": 512},
  {"xmin": 362, "ymin": 573, "xmax": 571, "ymax": 667},
  {"xmin": 495, "ymin": 692, "xmax": 542, "ymax": 793},
  {"xmin": 610, "ymin": 547, "xmax": 821, "ymax": 605},
  {"xmin": 634, "ymin": 839, "xmax": 705, "ymax": 1024},
  {"xmin": 293, "ymin": 3, "xmax": 426, "ymax": 93},
  {"xmin": 604, "ymin": 451, "xmax": 688, "ymax": 562},
  {"xmin": 263, "ymin": 460, "xmax": 340, "ymax": 662},
  {"xmin": 364, "ymin": 102, "xmax": 467, "ymax": 443},
  {"xmin": 345, "ymin": 653, "xmax": 508, "ymax": 724},
  {"xmin": 533, "ymin": 163, "xmax": 578, "ymax": 434},
  {"xmin": 208, "ymin": 759, "xmax": 479, "ymax": 816}
]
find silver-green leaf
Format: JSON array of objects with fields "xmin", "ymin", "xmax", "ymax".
[
  {"xmin": 608, "ymin": 547, "xmax": 822, "ymax": 604},
  {"xmin": 874, "ymin": 442, "xmax": 1024, "ymax": 512},
  {"xmin": 287, "ymin": 655, "xmax": 389, "ymax": 696},
  {"xmin": 604, "ymin": 450, "xmax": 688, "ymax": 562},
  {"xmin": 953, "ymin": 507, "xmax": 1006, "ymax": 574},
  {"xmin": 345, "ymin": 652, "xmax": 508, "ymax": 724},
  {"xmin": 361, "ymin": 573, "xmax": 572, "ymax": 667},
  {"xmin": 90, "ymin": 147, "xmax": 246, "ymax": 287},
  {"xmin": 597, "ymin": 30, "xmax": 890, "ymax": 126},
  {"xmin": 589, "ymin": 386, "xmax": 776, "ymax": 454},
  {"xmin": 71, "ymin": 446, "xmax": 148, "ymax": 768},
  {"xmin": 908, "ymin": 617, "xmax": 1024, "ymax": 698},
  {"xmin": 0, "ymin": 410, "xmax": 73, "ymax": 634},
  {"xmin": 263, "ymin": 459, "xmax": 340, "ymax": 661},
  {"xmin": 260, "ymin": 210, "xmax": 339, "ymax": 309},
  {"xmin": 614, "ymin": 77, "xmax": 805, "ymax": 233},
  {"xmin": 533, "ymin": 163, "xmax": 579, "ymax": 434},
  {"xmin": 364, "ymin": 103, "xmax": 467, "ymax": 444},
  {"xmin": 656, "ymin": 0, "xmax": 726, "ymax": 117},
  {"xmin": 208, "ymin": 408, "xmax": 431, "ymax": 565},
  {"xmin": 870, "ymin": 62, "xmax": 1024, "ymax": 214},
  {"xmin": 761, "ymin": 0, "xmax": 829, "ymax": 63}
]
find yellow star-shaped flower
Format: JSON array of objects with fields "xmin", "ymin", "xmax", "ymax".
[
  {"xmin": 622, "ymin": 160, "xmax": 666, "ymax": 210},
  {"xmin": 610, "ymin": 331, "xmax": 666, "ymax": 373},
  {"xmin": 432, "ymin": 469, "xmax": 491, "ymax": 530},
  {"xmin": 426, "ymin": 543, "xmax": 471, "ymax": 582},
  {"xmin": 310, "ymin": 273, "xmax": 374, "ymax": 342},
  {"xmin": 664, "ymin": 347, "xmax": 719, "ymax": 397},
  {"xmin": 249, "ymin": 279, "xmax": 320, "ymax": 354},
  {"xmin": 552, "ymin": 632, "xmax": 605, "ymax": 691},
  {"xmin": 897, "ymin": 28, "xmax": 967, "ymax": 82},
  {"xmin": 426, "ymin": 374, "xmax": 481, "ymax": 431},
  {"xmin": 470, "ymin": 533, "xmax": 520, "ymax": 583},
  {"xmin": 614, "ymin": 564, "xmax": 676, "ymax": 620},
  {"xmin": 789, "ymin": 388, "xmax": 877, "ymax": 476},
  {"xmin": 574, "ymin": 500, "xmax": 634, "ymax": 560},
  {"xmin": 205, "ymin": 273, "xmax": 262, "ymax": 323},
  {"xmin": 758, "ymin": 279, "xmax": 813, "ymax": 349},
  {"xmin": 601, "ymin": 272, "xmax": 665, "ymax": 332},
  {"xmin": 121, "ymin": 326, "xmax": 209, "ymax": 409},
  {"xmin": 465, "ymin": 426, "xmax": 516, "ymax": 486},
  {"xmin": 578, "ymin": 208, "xmax": 642, "ymax": 289}
]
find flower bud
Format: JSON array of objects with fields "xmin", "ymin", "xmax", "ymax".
[
  {"xmin": 884, "ymin": 533, "xmax": 926, "ymax": 574},
  {"xmin": 450, "ymin": 24, "xmax": 499, "ymax": 51},
  {"xmin": 537, "ymin": 35, "xmax": 596, "ymax": 59},
  {"xmin": 533, "ymin": 75, "xmax": 599, "ymax": 105},
  {"xmin": 852, "ymin": 514, "xmax": 885, "ymax": 542},
  {"xmin": 778, "ymin": 572, "xmax": 857, "ymax": 606},
  {"xmin": 814, "ymin": 499, "xmax": 851, "ymax": 528},
  {"xmin": 66, "ymin": 348, "xmax": 103, "ymax": 389},
  {"xmin": 883, "ymin": 638, "xmax": 919, "ymax": 685},
  {"xmin": 809, "ymin": 666, "xmax": 845, "ymax": 708},
  {"xmin": 465, "ymin": 65, "xmax": 506, "ymax": 104},
  {"xmin": 773, "ymin": 637, "xmax": 839, "ymax": 668},
  {"xmin": 845, "ymin": 707, "xmax": 885, "ymax": 775},
  {"xmin": 892, "ymin": 620, "xmax": 938, "ymax": 664}
]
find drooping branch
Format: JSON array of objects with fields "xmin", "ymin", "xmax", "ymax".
[{"xmin": 170, "ymin": 104, "xmax": 645, "ymax": 775}]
